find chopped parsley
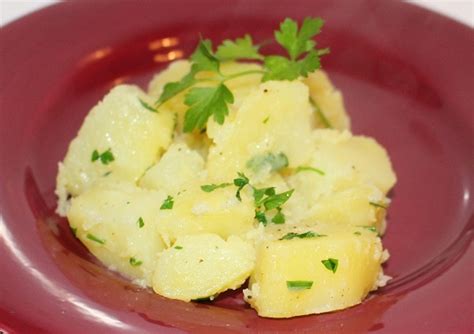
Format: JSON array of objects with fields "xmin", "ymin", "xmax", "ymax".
[
  {"xmin": 91, "ymin": 148, "xmax": 115, "ymax": 165},
  {"xmin": 358, "ymin": 225, "xmax": 377, "ymax": 233},
  {"xmin": 70, "ymin": 227, "xmax": 77, "ymax": 237},
  {"xmin": 262, "ymin": 189, "xmax": 294, "ymax": 211},
  {"xmin": 271, "ymin": 209, "xmax": 286, "ymax": 225},
  {"xmin": 286, "ymin": 280, "xmax": 313, "ymax": 290},
  {"xmin": 354, "ymin": 231, "xmax": 362, "ymax": 236},
  {"xmin": 295, "ymin": 165, "xmax": 325, "ymax": 176},
  {"xmin": 174, "ymin": 245, "xmax": 183, "ymax": 250},
  {"xmin": 137, "ymin": 217, "xmax": 144, "ymax": 228},
  {"xmin": 279, "ymin": 231, "xmax": 326, "ymax": 240},
  {"xmin": 200, "ymin": 182, "xmax": 232, "ymax": 192},
  {"xmin": 129, "ymin": 257, "xmax": 143, "ymax": 267},
  {"xmin": 233, "ymin": 172, "xmax": 250, "ymax": 201},
  {"xmin": 254, "ymin": 210, "xmax": 268, "ymax": 225},
  {"xmin": 369, "ymin": 201, "xmax": 387, "ymax": 209},
  {"xmin": 321, "ymin": 258, "xmax": 339, "ymax": 273},
  {"xmin": 246, "ymin": 152, "xmax": 289, "ymax": 173},
  {"xmin": 138, "ymin": 98, "xmax": 158, "ymax": 112},
  {"xmin": 160, "ymin": 195, "xmax": 174, "ymax": 210},
  {"xmin": 86, "ymin": 233, "xmax": 105, "ymax": 245}
]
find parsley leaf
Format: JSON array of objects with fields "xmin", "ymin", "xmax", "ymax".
[
  {"xmin": 279, "ymin": 231, "xmax": 326, "ymax": 240},
  {"xmin": 183, "ymin": 84, "xmax": 234, "ymax": 132},
  {"xmin": 295, "ymin": 165, "xmax": 325, "ymax": 176},
  {"xmin": 254, "ymin": 210, "xmax": 268, "ymax": 226},
  {"xmin": 286, "ymin": 280, "xmax": 313, "ymax": 290},
  {"xmin": 275, "ymin": 17, "xmax": 324, "ymax": 61},
  {"xmin": 129, "ymin": 257, "xmax": 143, "ymax": 267},
  {"xmin": 321, "ymin": 258, "xmax": 338, "ymax": 273},
  {"xmin": 174, "ymin": 245, "xmax": 183, "ymax": 250},
  {"xmin": 91, "ymin": 148, "xmax": 115, "ymax": 165},
  {"xmin": 190, "ymin": 39, "xmax": 220, "ymax": 73},
  {"xmin": 156, "ymin": 72, "xmax": 197, "ymax": 107},
  {"xmin": 253, "ymin": 187, "xmax": 276, "ymax": 207},
  {"xmin": 369, "ymin": 201, "xmax": 387, "ymax": 209},
  {"xmin": 216, "ymin": 34, "xmax": 263, "ymax": 61},
  {"xmin": 262, "ymin": 189, "xmax": 294, "ymax": 211},
  {"xmin": 200, "ymin": 182, "xmax": 232, "ymax": 192},
  {"xmin": 86, "ymin": 233, "xmax": 105, "ymax": 245},
  {"xmin": 271, "ymin": 209, "xmax": 285, "ymax": 224},
  {"xmin": 160, "ymin": 195, "xmax": 174, "ymax": 210},
  {"xmin": 263, "ymin": 17, "xmax": 326, "ymax": 81},
  {"xmin": 247, "ymin": 152, "xmax": 289, "ymax": 173},
  {"xmin": 233, "ymin": 172, "xmax": 250, "ymax": 201},
  {"xmin": 138, "ymin": 98, "xmax": 158, "ymax": 112},
  {"xmin": 137, "ymin": 217, "xmax": 144, "ymax": 228}
]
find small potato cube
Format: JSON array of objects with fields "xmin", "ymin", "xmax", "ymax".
[
  {"xmin": 67, "ymin": 181, "xmax": 167, "ymax": 286},
  {"xmin": 246, "ymin": 225, "xmax": 384, "ymax": 318},
  {"xmin": 153, "ymin": 234, "xmax": 255, "ymax": 301}
]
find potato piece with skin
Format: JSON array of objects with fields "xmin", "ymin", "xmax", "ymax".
[
  {"xmin": 303, "ymin": 70, "xmax": 350, "ymax": 130},
  {"xmin": 56, "ymin": 85, "xmax": 174, "ymax": 215},
  {"xmin": 153, "ymin": 234, "xmax": 255, "ymax": 301},
  {"xmin": 157, "ymin": 185, "xmax": 255, "ymax": 244},
  {"xmin": 207, "ymin": 81, "xmax": 314, "ymax": 183},
  {"xmin": 246, "ymin": 224, "xmax": 384, "ymax": 318},
  {"xmin": 139, "ymin": 142, "xmax": 205, "ymax": 195},
  {"xmin": 67, "ymin": 181, "xmax": 167, "ymax": 286}
]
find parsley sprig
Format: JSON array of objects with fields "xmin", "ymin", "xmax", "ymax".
[{"xmin": 154, "ymin": 17, "xmax": 329, "ymax": 132}]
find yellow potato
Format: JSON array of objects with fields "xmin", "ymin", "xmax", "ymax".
[
  {"xmin": 67, "ymin": 181, "xmax": 167, "ymax": 286},
  {"xmin": 246, "ymin": 224, "xmax": 385, "ymax": 318},
  {"xmin": 56, "ymin": 85, "xmax": 174, "ymax": 215},
  {"xmin": 207, "ymin": 80, "xmax": 314, "ymax": 183},
  {"xmin": 153, "ymin": 233, "xmax": 255, "ymax": 301}
]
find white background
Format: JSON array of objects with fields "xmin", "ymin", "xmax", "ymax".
[{"xmin": 0, "ymin": 0, "xmax": 473, "ymax": 27}]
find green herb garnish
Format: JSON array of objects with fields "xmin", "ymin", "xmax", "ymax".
[
  {"xmin": 279, "ymin": 231, "xmax": 326, "ymax": 240},
  {"xmin": 321, "ymin": 258, "xmax": 338, "ymax": 273},
  {"xmin": 358, "ymin": 225, "xmax": 377, "ymax": 233},
  {"xmin": 154, "ymin": 17, "xmax": 329, "ymax": 132},
  {"xmin": 137, "ymin": 217, "xmax": 144, "ymax": 228},
  {"xmin": 91, "ymin": 148, "xmax": 115, "ymax": 165},
  {"xmin": 138, "ymin": 98, "xmax": 158, "ymax": 112},
  {"xmin": 247, "ymin": 152, "xmax": 289, "ymax": 173},
  {"xmin": 70, "ymin": 227, "xmax": 77, "ymax": 237},
  {"xmin": 254, "ymin": 210, "xmax": 268, "ymax": 226},
  {"xmin": 286, "ymin": 280, "xmax": 313, "ymax": 290},
  {"xmin": 160, "ymin": 195, "xmax": 174, "ymax": 210},
  {"xmin": 262, "ymin": 189, "xmax": 294, "ymax": 211},
  {"xmin": 129, "ymin": 257, "xmax": 143, "ymax": 267},
  {"xmin": 200, "ymin": 182, "xmax": 232, "ymax": 192},
  {"xmin": 354, "ymin": 231, "xmax": 362, "ymax": 236},
  {"xmin": 86, "ymin": 233, "xmax": 105, "ymax": 245},
  {"xmin": 369, "ymin": 201, "xmax": 387, "ymax": 209},
  {"xmin": 295, "ymin": 165, "xmax": 325, "ymax": 176},
  {"xmin": 174, "ymin": 245, "xmax": 183, "ymax": 250},
  {"xmin": 233, "ymin": 172, "xmax": 250, "ymax": 201},
  {"xmin": 271, "ymin": 209, "xmax": 285, "ymax": 224}
]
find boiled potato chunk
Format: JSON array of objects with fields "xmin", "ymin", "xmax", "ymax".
[
  {"xmin": 56, "ymin": 85, "xmax": 174, "ymax": 215},
  {"xmin": 246, "ymin": 224, "xmax": 384, "ymax": 318},
  {"xmin": 157, "ymin": 185, "xmax": 254, "ymax": 244},
  {"xmin": 67, "ymin": 181, "xmax": 167, "ymax": 286},
  {"xmin": 153, "ymin": 234, "xmax": 255, "ymax": 301},
  {"xmin": 207, "ymin": 81, "xmax": 314, "ymax": 183},
  {"xmin": 303, "ymin": 70, "xmax": 350, "ymax": 130},
  {"xmin": 139, "ymin": 142, "xmax": 205, "ymax": 195}
]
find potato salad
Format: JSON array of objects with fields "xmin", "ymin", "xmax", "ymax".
[{"xmin": 56, "ymin": 17, "xmax": 396, "ymax": 318}]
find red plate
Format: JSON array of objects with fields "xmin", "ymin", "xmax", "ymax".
[{"xmin": 0, "ymin": 1, "xmax": 472, "ymax": 333}]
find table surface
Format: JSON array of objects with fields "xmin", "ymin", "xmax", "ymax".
[{"xmin": 1, "ymin": 0, "xmax": 473, "ymax": 27}]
